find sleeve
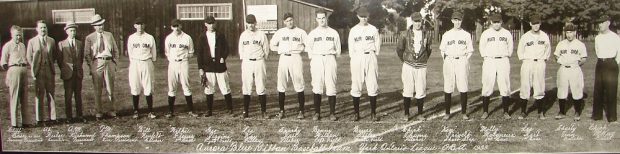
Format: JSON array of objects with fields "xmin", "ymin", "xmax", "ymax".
[
  {"xmin": 127, "ymin": 36, "xmax": 134, "ymax": 59},
  {"xmin": 395, "ymin": 32, "xmax": 405, "ymax": 61},
  {"xmin": 84, "ymin": 36, "xmax": 92, "ymax": 65},
  {"xmin": 164, "ymin": 36, "xmax": 170, "ymax": 57},
  {"xmin": 466, "ymin": 33, "xmax": 474, "ymax": 54},
  {"xmin": 516, "ymin": 36, "xmax": 525, "ymax": 60},
  {"xmin": 374, "ymin": 29, "xmax": 382, "ymax": 56},
  {"xmin": 300, "ymin": 30, "xmax": 308, "ymax": 52},
  {"xmin": 26, "ymin": 40, "xmax": 33, "ymax": 66},
  {"xmin": 150, "ymin": 36, "xmax": 157, "ymax": 61},
  {"xmin": 347, "ymin": 29, "xmax": 356, "ymax": 57},
  {"xmin": 238, "ymin": 34, "xmax": 244, "ymax": 60},
  {"xmin": 544, "ymin": 34, "xmax": 551, "ymax": 60},
  {"xmin": 1, "ymin": 43, "xmax": 9, "ymax": 66},
  {"xmin": 553, "ymin": 42, "xmax": 561, "ymax": 64},
  {"xmin": 334, "ymin": 31, "xmax": 342, "ymax": 57},
  {"xmin": 439, "ymin": 33, "xmax": 447, "ymax": 57},
  {"xmin": 111, "ymin": 34, "xmax": 119, "ymax": 60},
  {"xmin": 220, "ymin": 34, "xmax": 228, "ymax": 59},
  {"xmin": 56, "ymin": 42, "xmax": 64, "ymax": 69},
  {"xmin": 479, "ymin": 32, "xmax": 488, "ymax": 57},
  {"xmin": 616, "ymin": 36, "xmax": 620, "ymax": 64},
  {"xmin": 263, "ymin": 33, "xmax": 270, "ymax": 58},
  {"xmin": 304, "ymin": 31, "xmax": 314, "ymax": 54},
  {"xmin": 195, "ymin": 35, "xmax": 205, "ymax": 71},
  {"xmin": 269, "ymin": 31, "xmax": 279, "ymax": 52},
  {"xmin": 579, "ymin": 42, "xmax": 587, "ymax": 58},
  {"xmin": 507, "ymin": 31, "xmax": 514, "ymax": 57}
]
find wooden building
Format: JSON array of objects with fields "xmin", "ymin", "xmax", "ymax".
[{"xmin": 0, "ymin": 0, "xmax": 332, "ymax": 56}]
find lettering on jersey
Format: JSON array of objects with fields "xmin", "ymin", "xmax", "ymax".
[
  {"xmin": 283, "ymin": 37, "xmax": 301, "ymax": 42},
  {"xmin": 487, "ymin": 37, "xmax": 495, "ymax": 42},
  {"xmin": 242, "ymin": 40, "xmax": 262, "ymax": 46},
  {"xmin": 560, "ymin": 49, "xmax": 579, "ymax": 55},
  {"xmin": 365, "ymin": 36, "xmax": 375, "ymax": 41},
  {"xmin": 132, "ymin": 43, "xmax": 151, "ymax": 48},
  {"xmin": 526, "ymin": 41, "xmax": 534, "ymax": 46},
  {"xmin": 168, "ymin": 44, "xmax": 188, "ymax": 49},
  {"xmin": 499, "ymin": 37, "xmax": 508, "ymax": 42},
  {"xmin": 488, "ymin": 37, "xmax": 508, "ymax": 42},
  {"xmin": 326, "ymin": 37, "xmax": 334, "ymax": 41},
  {"xmin": 292, "ymin": 37, "xmax": 301, "ymax": 42},
  {"xmin": 283, "ymin": 37, "xmax": 289, "ymax": 41},
  {"xmin": 560, "ymin": 49, "xmax": 567, "ymax": 54},
  {"xmin": 314, "ymin": 37, "xmax": 322, "ymax": 42},
  {"xmin": 448, "ymin": 40, "xmax": 466, "ymax": 45},
  {"xmin": 570, "ymin": 49, "xmax": 578, "ymax": 54},
  {"xmin": 354, "ymin": 37, "xmax": 362, "ymax": 42},
  {"xmin": 537, "ymin": 41, "xmax": 545, "ymax": 45}
]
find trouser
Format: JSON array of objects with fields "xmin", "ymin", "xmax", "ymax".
[
  {"xmin": 63, "ymin": 72, "xmax": 83, "ymax": 119},
  {"xmin": 6, "ymin": 66, "xmax": 32, "ymax": 126},
  {"xmin": 592, "ymin": 59, "xmax": 618, "ymax": 122}
]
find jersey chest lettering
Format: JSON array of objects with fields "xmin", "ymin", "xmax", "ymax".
[
  {"xmin": 488, "ymin": 37, "xmax": 508, "ymax": 42},
  {"xmin": 559, "ymin": 49, "xmax": 579, "ymax": 55},
  {"xmin": 242, "ymin": 40, "xmax": 262, "ymax": 46},
  {"xmin": 168, "ymin": 43, "xmax": 188, "ymax": 49},
  {"xmin": 132, "ymin": 43, "xmax": 151, "ymax": 48},
  {"xmin": 282, "ymin": 36, "xmax": 301, "ymax": 42},
  {"xmin": 313, "ymin": 37, "xmax": 334, "ymax": 42},
  {"xmin": 354, "ymin": 36, "xmax": 374, "ymax": 42},
  {"xmin": 447, "ymin": 40, "xmax": 466, "ymax": 45}
]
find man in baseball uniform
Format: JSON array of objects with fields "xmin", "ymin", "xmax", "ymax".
[
  {"xmin": 56, "ymin": 22, "xmax": 86, "ymax": 123},
  {"xmin": 84, "ymin": 14, "xmax": 119, "ymax": 120},
  {"xmin": 239, "ymin": 14, "xmax": 270, "ymax": 119},
  {"xmin": 396, "ymin": 12, "xmax": 432, "ymax": 121},
  {"xmin": 516, "ymin": 14, "xmax": 551, "ymax": 120},
  {"xmin": 349, "ymin": 7, "xmax": 382, "ymax": 121},
  {"xmin": 127, "ymin": 17, "xmax": 157, "ymax": 119},
  {"xmin": 592, "ymin": 15, "xmax": 619, "ymax": 123},
  {"xmin": 27, "ymin": 20, "xmax": 57, "ymax": 125},
  {"xmin": 553, "ymin": 24, "xmax": 586, "ymax": 121},
  {"xmin": 2, "ymin": 25, "xmax": 34, "ymax": 128},
  {"xmin": 166, "ymin": 19, "xmax": 198, "ymax": 118},
  {"xmin": 306, "ymin": 9, "xmax": 341, "ymax": 121},
  {"xmin": 270, "ymin": 13, "xmax": 307, "ymax": 120},
  {"xmin": 439, "ymin": 11, "xmax": 473, "ymax": 120},
  {"xmin": 196, "ymin": 16, "xmax": 232, "ymax": 117},
  {"xmin": 479, "ymin": 14, "xmax": 513, "ymax": 120}
]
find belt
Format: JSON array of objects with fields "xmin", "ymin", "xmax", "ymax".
[
  {"xmin": 363, "ymin": 52, "xmax": 372, "ymax": 54},
  {"xmin": 96, "ymin": 57, "xmax": 112, "ymax": 60},
  {"xmin": 174, "ymin": 59, "xmax": 185, "ymax": 62},
  {"xmin": 532, "ymin": 59, "xmax": 545, "ymax": 62},
  {"xmin": 564, "ymin": 65, "xmax": 572, "ymax": 68},
  {"xmin": 283, "ymin": 54, "xmax": 292, "ymax": 56},
  {"xmin": 599, "ymin": 58, "xmax": 615, "ymax": 62},
  {"xmin": 9, "ymin": 63, "xmax": 28, "ymax": 67},
  {"xmin": 494, "ymin": 57, "xmax": 504, "ymax": 59},
  {"xmin": 249, "ymin": 59, "xmax": 257, "ymax": 61}
]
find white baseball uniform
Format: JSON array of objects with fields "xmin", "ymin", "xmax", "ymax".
[
  {"xmin": 479, "ymin": 28, "xmax": 514, "ymax": 97},
  {"xmin": 439, "ymin": 28, "xmax": 474, "ymax": 93},
  {"xmin": 127, "ymin": 32, "xmax": 156, "ymax": 96},
  {"xmin": 517, "ymin": 30, "xmax": 551, "ymax": 100},
  {"xmin": 306, "ymin": 26, "xmax": 341, "ymax": 96},
  {"xmin": 239, "ymin": 30, "xmax": 270, "ymax": 95},
  {"xmin": 165, "ymin": 32, "xmax": 194, "ymax": 97},
  {"xmin": 554, "ymin": 39, "xmax": 587, "ymax": 99},
  {"xmin": 348, "ymin": 24, "xmax": 381, "ymax": 97},
  {"xmin": 270, "ymin": 27, "xmax": 307, "ymax": 93}
]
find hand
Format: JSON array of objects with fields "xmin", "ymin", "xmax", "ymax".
[
  {"xmin": 220, "ymin": 58, "xmax": 225, "ymax": 63},
  {"xmin": 2, "ymin": 64, "xmax": 7, "ymax": 70},
  {"xmin": 199, "ymin": 69, "xmax": 204, "ymax": 77},
  {"xmin": 188, "ymin": 53, "xmax": 194, "ymax": 58},
  {"xmin": 200, "ymin": 75, "xmax": 209, "ymax": 87}
]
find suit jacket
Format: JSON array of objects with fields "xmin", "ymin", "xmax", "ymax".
[
  {"xmin": 196, "ymin": 31, "xmax": 229, "ymax": 73},
  {"xmin": 26, "ymin": 35, "xmax": 56, "ymax": 78},
  {"xmin": 57, "ymin": 38, "xmax": 84, "ymax": 80},
  {"xmin": 84, "ymin": 31, "xmax": 118, "ymax": 69}
]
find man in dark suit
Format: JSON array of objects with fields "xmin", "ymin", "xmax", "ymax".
[
  {"xmin": 84, "ymin": 14, "xmax": 119, "ymax": 120},
  {"xmin": 57, "ymin": 21, "xmax": 85, "ymax": 123},
  {"xmin": 196, "ymin": 16, "xmax": 232, "ymax": 117},
  {"xmin": 26, "ymin": 20, "xmax": 57, "ymax": 125}
]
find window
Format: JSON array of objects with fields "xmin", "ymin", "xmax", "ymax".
[
  {"xmin": 52, "ymin": 8, "xmax": 96, "ymax": 24},
  {"xmin": 177, "ymin": 3, "xmax": 232, "ymax": 20}
]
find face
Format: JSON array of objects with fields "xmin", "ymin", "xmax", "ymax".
[
  {"xmin": 491, "ymin": 21, "xmax": 502, "ymax": 30},
  {"xmin": 11, "ymin": 29, "xmax": 22, "ymax": 42},
  {"xmin": 284, "ymin": 17, "xmax": 294, "ymax": 29},
  {"xmin": 94, "ymin": 24, "xmax": 104, "ymax": 33},
  {"xmin": 451, "ymin": 18, "xmax": 462, "ymax": 29},
  {"xmin": 246, "ymin": 23, "xmax": 256, "ymax": 31},
  {"xmin": 66, "ymin": 28, "xmax": 76, "ymax": 38},
  {"xmin": 598, "ymin": 21, "xmax": 610, "ymax": 32},
  {"xmin": 358, "ymin": 15, "xmax": 368, "ymax": 25},
  {"xmin": 530, "ymin": 22, "xmax": 540, "ymax": 32},
  {"xmin": 36, "ymin": 22, "xmax": 47, "ymax": 36},
  {"xmin": 134, "ymin": 23, "xmax": 144, "ymax": 33},
  {"xmin": 412, "ymin": 20, "xmax": 422, "ymax": 30},
  {"xmin": 172, "ymin": 25, "xmax": 182, "ymax": 34},
  {"xmin": 316, "ymin": 13, "xmax": 327, "ymax": 27},
  {"xmin": 565, "ymin": 31, "xmax": 576, "ymax": 41}
]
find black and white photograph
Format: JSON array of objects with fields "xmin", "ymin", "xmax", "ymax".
[{"xmin": 0, "ymin": 0, "xmax": 619, "ymax": 153}]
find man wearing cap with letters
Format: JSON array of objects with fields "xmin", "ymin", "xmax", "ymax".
[
  {"xmin": 592, "ymin": 15, "xmax": 620, "ymax": 123},
  {"xmin": 238, "ymin": 14, "xmax": 270, "ymax": 119},
  {"xmin": 84, "ymin": 14, "xmax": 119, "ymax": 120},
  {"xmin": 348, "ymin": 6, "xmax": 382, "ymax": 122},
  {"xmin": 127, "ymin": 17, "xmax": 157, "ymax": 119},
  {"xmin": 516, "ymin": 14, "xmax": 551, "ymax": 120},
  {"xmin": 166, "ymin": 19, "xmax": 198, "ymax": 118},
  {"xmin": 56, "ymin": 21, "xmax": 86, "ymax": 123},
  {"xmin": 396, "ymin": 12, "xmax": 432, "ymax": 121},
  {"xmin": 478, "ymin": 14, "xmax": 513, "ymax": 120},
  {"xmin": 270, "ymin": 12, "xmax": 308, "ymax": 120},
  {"xmin": 553, "ymin": 23, "xmax": 586, "ymax": 121},
  {"xmin": 439, "ymin": 11, "xmax": 474, "ymax": 120}
]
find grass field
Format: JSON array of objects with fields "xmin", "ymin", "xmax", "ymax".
[{"xmin": 1, "ymin": 42, "xmax": 619, "ymax": 153}]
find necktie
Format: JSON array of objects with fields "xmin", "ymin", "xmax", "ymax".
[{"xmin": 99, "ymin": 34, "xmax": 105, "ymax": 53}]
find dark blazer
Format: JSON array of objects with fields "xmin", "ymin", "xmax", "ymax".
[
  {"xmin": 196, "ymin": 31, "xmax": 229, "ymax": 73},
  {"xmin": 396, "ymin": 28, "xmax": 433, "ymax": 65},
  {"xmin": 57, "ymin": 39, "xmax": 84, "ymax": 80},
  {"xmin": 26, "ymin": 35, "xmax": 56, "ymax": 77}
]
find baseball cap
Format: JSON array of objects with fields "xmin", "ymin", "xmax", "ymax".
[
  {"xmin": 134, "ymin": 17, "xmax": 145, "ymax": 25},
  {"xmin": 595, "ymin": 15, "xmax": 610, "ymax": 24},
  {"xmin": 529, "ymin": 15, "xmax": 541, "ymax": 24},
  {"xmin": 204, "ymin": 16, "xmax": 215, "ymax": 24},
  {"xmin": 283, "ymin": 13, "xmax": 294, "ymax": 20},
  {"xmin": 356, "ymin": 7, "xmax": 369, "ymax": 17},
  {"xmin": 489, "ymin": 14, "xmax": 501, "ymax": 22},
  {"xmin": 563, "ymin": 24, "xmax": 576, "ymax": 31},
  {"xmin": 246, "ymin": 14, "xmax": 257, "ymax": 24},
  {"xmin": 452, "ymin": 11, "xmax": 463, "ymax": 20},
  {"xmin": 411, "ymin": 12, "xmax": 422, "ymax": 21},
  {"xmin": 170, "ymin": 19, "xmax": 181, "ymax": 27}
]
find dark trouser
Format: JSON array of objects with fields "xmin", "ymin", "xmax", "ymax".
[
  {"xmin": 592, "ymin": 59, "xmax": 618, "ymax": 122},
  {"xmin": 63, "ymin": 75, "xmax": 83, "ymax": 119}
]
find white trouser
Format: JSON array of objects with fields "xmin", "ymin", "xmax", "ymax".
[
  {"xmin": 277, "ymin": 54, "xmax": 305, "ymax": 92},
  {"xmin": 481, "ymin": 57, "xmax": 511, "ymax": 97},
  {"xmin": 204, "ymin": 71, "xmax": 231, "ymax": 95},
  {"xmin": 167, "ymin": 60, "xmax": 192, "ymax": 96},
  {"xmin": 443, "ymin": 57, "xmax": 469, "ymax": 93},
  {"xmin": 350, "ymin": 53, "xmax": 379, "ymax": 97},
  {"xmin": 128, "ymin": 60, "xmax": 154, "ymax": 95},
  {"xmin": 520, "ymin": 60, "xmax": 546, "ymax": 99},
  {"xmin": 242, "ymin": 59, "xmax": 266, "ymax": 95},
  {"xmin": 557, "ymin": 65, "xmax": 584, "ymax": 99},
  {"xmin": 311, "ymin": 54, "xmax": 337, "ymax": 96},
  {"xmin": 402, "ymin": 64, "xmax": 427, "ymax": 98}
]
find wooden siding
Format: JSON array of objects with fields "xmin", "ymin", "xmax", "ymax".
[{"xmin": 245, "ymin": 0, "xmax": 332, "ymax": 33}]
